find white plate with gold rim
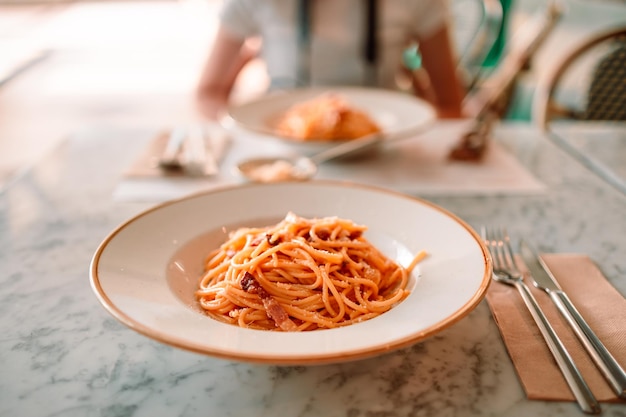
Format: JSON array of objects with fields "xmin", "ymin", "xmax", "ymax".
[
  {"xmin": 90, "ymin": 181, "xmax": 491, "ymax": 365},
  {"xmin": 226, "ymin": 87, "xmax": 436, "ymax": 154}
]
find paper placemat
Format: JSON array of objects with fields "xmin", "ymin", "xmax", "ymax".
[
  {"xmin": 314, "ymin": 126, "xmax": 546, "ymax": 196},
  {"xmin": 114, "ymin": 127, "xmax": 233, "ymax": 202},
  {"xmin": 114, "ymin": 122, "xmax": 546, "ymax": 202},
  {"xmin": 486, "ymin": 254, "xmax": 626, "ymax": 403}
]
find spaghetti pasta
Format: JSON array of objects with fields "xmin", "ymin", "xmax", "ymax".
[
  {"xmin": 274, "ymin": 93, "xmax": 382, "ymax": 141},
  {"xmin": 195, "ymin": 212, "xmax": 425, "ymax": 331}
]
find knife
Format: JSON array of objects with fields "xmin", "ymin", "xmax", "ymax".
[
  {"xmin": 184, "ymin": 125, "xmax": 214, "ymax": 177},
  {"xmin": 158, "ymin": 127, "xmax": 186, "ymax": 170},
  {"xmin": 520, "ymin": 239, "xmax": 626, "ymax": 399}
]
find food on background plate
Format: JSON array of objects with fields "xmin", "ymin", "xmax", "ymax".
[
  {"xmin": 242, "ymin": 159, "xmax": 298, "ymax": 183},
  {"xmin": 195, "ymin": 212, "xmax": 426, "ymax": 331},
  {"xmin": 274, "ymin": 93, "xmax": 382, "ymax": 141}
]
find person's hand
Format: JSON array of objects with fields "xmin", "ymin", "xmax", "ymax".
[{"xmin": 195, "ymin": 89, "xmax": 228, "ymax": 121}]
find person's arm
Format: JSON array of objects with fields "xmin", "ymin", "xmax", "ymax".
[
  {"xmin": 417, "ymin": 24, "xmax": 466, "ymax": 119},
  {"xmin": 195, "ymin": 26, "xmax": 256, "ymax": 120}
]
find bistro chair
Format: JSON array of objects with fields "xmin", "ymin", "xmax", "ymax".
[
  {"xmin": 400, "ymin": 0, "xmax": 506, "ymax": 96},
  {"xmin": 453, "ymin": 0, "xmax": 507, "ymax": 90},
  {"xmin": 532, "ymin": 26, "xmax": 626, "ymax": 194},
  {"xmin": 449, "ymin": 0, "xmax": 564, "ymax": 160},
  {"xmin": 533, "ymin": 26, "xmax": 626, "ymax": 128}
]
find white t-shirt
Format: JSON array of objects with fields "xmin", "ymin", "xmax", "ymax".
[{"xmin": 219, "ymin": 0, "xmax": 450, "ymax": 90}]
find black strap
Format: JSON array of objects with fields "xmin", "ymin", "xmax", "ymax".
[
  {"xmin": 297, "ymin": 0, "xmax": 378, "ymax": 86},
  {"xmin": 297, "ymin": 0, "xmax": 312, "ymax": 85},
  {"xmin": 363, "ymin": 0, "xmax": 378, "ymax": 66}
]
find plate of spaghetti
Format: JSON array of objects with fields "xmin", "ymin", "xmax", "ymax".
[
  {"xmin": 227, "ymin": 87, "xmax": 436, "ymax": 153},
  {"xmin": 90, "ymin": 181, "xmax": 491, "ymax": 365}
]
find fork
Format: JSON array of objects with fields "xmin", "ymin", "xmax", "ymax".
[
  {"xmin": 158, "ymin": 127, "xmax": 187, "ymax": 170},
  {"xmin": 483, "ymin": 226, "xmax": 601, "ymax": 414}
]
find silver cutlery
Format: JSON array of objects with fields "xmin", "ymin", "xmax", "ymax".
[
  {"xmin": 158, "ymin": 125, "xmax": 227, "ymax": 176},
  {"xmin": 520, "ymin": 239, "xmax": 626, "ymax": 399},
  {"xmin": 158, "ymin": 127, "xmax": 187, "ymax": 170},
  {"xmin": 483, "ymin": 226, "xmax": 601, "ymax": 414},
  {"xmin": 204, "ymin": 123, "xmax": 230, "ymax": 176},
  {"xmin": 184, "ymin": 125, "xmax": 210, "ymax": 177}
]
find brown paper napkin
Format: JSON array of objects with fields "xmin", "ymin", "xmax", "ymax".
[
  {"xmin": 125, "ymin": 128, "xmax": 229, "ymax": 178},
  {"xmin": 486, "ymin": 254, "xmax": 626, "ymax": 403}
]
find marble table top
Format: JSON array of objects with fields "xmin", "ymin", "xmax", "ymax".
[
  {"xmin": 1, "ymin": 121, "xmax": 625, "ymax": 417},
  {"xmin": 548, "ymin": 121, "xmax": 626, "ymax": 196}
]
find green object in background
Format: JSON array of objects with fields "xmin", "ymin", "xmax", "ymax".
[
  {"xmin": 402, "ymin": 43, "xmax": 422, "ymax": 71},
  {"xmin": 482, "ymin": 0, "xmax": 513, "ymax": 68},
  {"xmin": 404, "ymin": 1, "xmax": 514, "ymax": 71}
]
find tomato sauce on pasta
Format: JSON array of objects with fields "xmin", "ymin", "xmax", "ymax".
[
  {"xmin": 274, "ymin": 93, "xmax": 382, "ymax": 141},
  {"xmin": 195, "ymin": 213, "xmax": 426, "ymax": 331}
]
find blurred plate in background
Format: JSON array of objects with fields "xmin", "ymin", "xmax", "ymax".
[{"xmin": 226, "ymin": 87, "xmax": 436, "ymax": 154}]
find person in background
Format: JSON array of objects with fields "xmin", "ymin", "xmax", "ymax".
[{"xmin": 195, "ymin": 0, "xmax": 466, "ymax": 121}]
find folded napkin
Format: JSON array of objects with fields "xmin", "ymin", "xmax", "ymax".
[
  {"xmin": 124, "ymin": 127, "xmax": 230, "ymax": 178},
  {"xmin": 114, "ymin": 126, "xmax": 231, "ymax": 202},
  {"xmin": 486, "ymin": 254, "xmax": 626, "ymax": 403}
]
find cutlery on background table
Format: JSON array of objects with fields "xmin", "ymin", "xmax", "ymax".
[
  {"xmin": 483, "ymin": 226, "xmax": 601, "ymax": 414},
  {"xmin": 520, "ymin": 240, "xmax": 626, "ymax": 399},
  {"xmin": 448, "ymin": 111, "xmax": 494, "ymax": 161},
  {"xmin": 184, "ymin": 125, "xmax": 212, "ymax": 177},
  {"xmin": 158, "ymin": 124, "xmax": 227, "ymax": 176},
  {"xmin": 158, "ymin": 127, "xmax": 186, "ymax": 170}
]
